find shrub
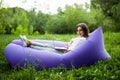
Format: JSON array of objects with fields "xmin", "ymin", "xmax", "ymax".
[{"xmin": 11, "ymin": 24, "xmax": 28, "ymax": 35}]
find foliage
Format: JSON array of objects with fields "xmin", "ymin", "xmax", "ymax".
[
  {"xmin": 28, "ymin": 25, "xmax": 34, "ymax": 35},
  {"xmin": 0, "ymin": 32, "xmax": 120, "ymax": 79},
  {"xmin": 45, "ymin": 4, "xmax": 97, "ymax": 33},
  {"xmin": 87, "ymin": 8, "xmax": 116, "ymax": 32},
  {"xmin": 0, "ymin": 8, "xmax": 49, "ymax": 35},
  {"xmin": 0, "ymin": 8, "xmax": 13, "ymax": 34},
  {"xmin": 0, "ymin": 1, "xmax": 120, "ymax": 34},
  {"xmin": 45, "ymin": 15, "xmax": 68, "ymax": 34},
  {"xmin": 11, "ymin": 8, "xmax": 29, "ymax": 35},
  {"xmin": 11, "ymin": 24, "xmax": 28, "ymax": 35},
  {"xmin": 0, "ymin": 23, "xmax": 5, "ymax": 33},
  {"xmin": 63, "ymin": 4, "xmax": 88, "ymax": 33},
  {"xmin": 27, "ymin": 10, "xmax": 50, "ymax": 34},
  {"xmin": 91, "ymin": 0, "xmax": 120, "ymax": 32},
  {"xmin": 33, "ymin": 11, "xmax": 49, "ymax": 34}
]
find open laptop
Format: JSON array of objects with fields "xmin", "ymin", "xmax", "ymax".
[{"xmin": 54, "ymin": 46, "xmax": 67, "ymax": 51}]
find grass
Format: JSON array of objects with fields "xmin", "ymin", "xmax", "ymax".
[{"xmin": 0, "ymin": 32, "xmax": 120, "ymax": 80}]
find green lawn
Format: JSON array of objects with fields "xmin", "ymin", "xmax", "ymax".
[{"xmin": 0, "ymin": 33, "xmax": 120, "ymax": 80}]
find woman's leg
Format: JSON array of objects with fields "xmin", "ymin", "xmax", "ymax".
[
  {"xmin": 30, "ymin": 41, "xmax": 54, "ymax": 48},
  {"xmin": 22, "ymin": 35, "xmax": 54, "ymax": 48},
  {"xmin": 19, "ymin": 35, "xmax": 28, "ymax": 46},
  {"xmin": 30, "ymin": 45, "xmax": 64, "ymax": 53},
  {"xmin": 30, "ymin": 45, "xmax": 47, "ymax": 50},
  {"xmin": 20, "ymin": 35, "xmax": 64, "ymax": 53}
]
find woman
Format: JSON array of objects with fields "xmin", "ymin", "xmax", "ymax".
[
  {"xmin": 20, "ymin": 23, "xmax": 89, "ymax": 52},
  {"xmin": 66, "ymin": 23, "xmax": 89, "ymax": 52}
]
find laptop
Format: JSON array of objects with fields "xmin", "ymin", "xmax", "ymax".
[{"xmin": 54, "ymin": 46, "xmax": 67, "ymax": 51}]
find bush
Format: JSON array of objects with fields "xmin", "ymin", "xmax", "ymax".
[
  {"xmin": 11, "ymin": 24, "xmax": 28, "ymax": 35},
  {"xmin": 28, "ymin": 25, "xmax": 33, "ymax": 35},
  {"xmin": 33, "ymin": 31, "xmax": 40, "ymax": 35},
  {"xmin": 0, "ymin": 23, "xmax": 5, "ymax": 34},
  {"xmin": 45, "ymin": 16, "xmax": 68, "ymax": 34}
]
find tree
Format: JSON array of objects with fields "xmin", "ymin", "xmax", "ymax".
[
  {"xmin": 91, "ymin": 0, "xmax": 120, "ymax": 31},
  {"xmin": 0, "ymin": 0, "xmax": 2, "ymax": 8},
  {"xmin": 0, "ymin": 8, "xmax": 13, "ymax": 34},
  {"xmin": 35, "ymin": 11, "xmax": 50, "ymax": 34},
  {"xmin": 63, "ymin": 4, "xmax": 91, "ymax": 33},
  {"xmin": 11, "ymin": 7, "xmax": 29, "ymax": 34},
  {"xmin": 27, "ymin": 9, "xmax": 36, "ymax": 34},
  {"xmin": 45, "ymin": 14, "xmax": 67, "ymax": 34}
]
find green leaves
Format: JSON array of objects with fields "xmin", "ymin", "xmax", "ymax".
[
  {"xmin": 91, "ymin": 0, "xmax": 120, "ymax": 32},
  {"xmin": 1, "ymin": 1, "xmax": 120, "ymax": 34}
]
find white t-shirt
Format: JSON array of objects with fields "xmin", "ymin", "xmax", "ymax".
[{"xmin": 68, "ymin": 37, "xmax": 86, "ymax": 51}]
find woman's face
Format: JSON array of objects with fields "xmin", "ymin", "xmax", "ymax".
[{"xmin": 77, "ymin": 27, "xmax": 84, "ymax": 37}]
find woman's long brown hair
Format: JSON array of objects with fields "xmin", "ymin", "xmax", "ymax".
[{"xmin": 76, "ymin": 23, "xmax": 89, "ymax": 38}]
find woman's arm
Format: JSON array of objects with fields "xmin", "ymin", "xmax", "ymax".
[{"xmin": 64, "ymin": 39, "xmax": 73, "ymax": 52}]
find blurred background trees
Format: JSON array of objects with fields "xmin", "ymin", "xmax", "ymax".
[
  {"xmin": 0, "ymin": 0, "xmax": 120, "ymax": 35},
  {"xmin": 91, "ymin": 0, "xmax": 120, "ymax": 32}
]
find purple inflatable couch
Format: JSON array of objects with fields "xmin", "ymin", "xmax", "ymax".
[{"xmin": 4, "ymin": 27, "xmax": 111, "ymax": 69}]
